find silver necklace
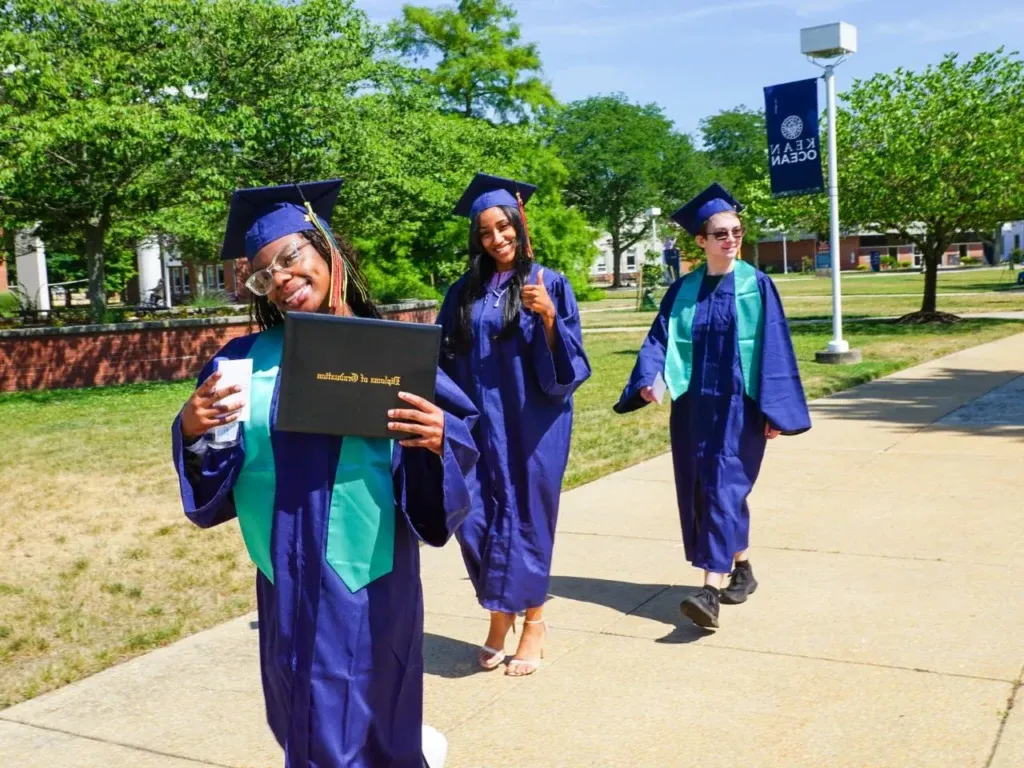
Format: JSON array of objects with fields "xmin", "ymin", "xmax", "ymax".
[{"xmin": 490, "ymin": 286, "xmax": 509, "ymax": 307}]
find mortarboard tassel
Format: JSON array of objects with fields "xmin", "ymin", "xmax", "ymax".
[
  {"xmin": 517, "ymin": 191, "xmax": 534, "ymax": 260},
  {"xmin": 329, "ymin": 248, "xmax": 345, "ymax": 312},
  {"xmin": 300, "ymin": 199, "xmax": 371, "ymax": 314}
]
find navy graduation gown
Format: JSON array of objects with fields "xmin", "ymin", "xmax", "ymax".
[
  {"xmin": 171, "ymin": 331, "xmax": 480, "ymax": 767},
  {"xmin": 436, "ymin": 264, "xmax": 591, "ymax": 613},
  {"xmin": 615, "ymin": 269, "xmax": 810, "ymax": 574}
]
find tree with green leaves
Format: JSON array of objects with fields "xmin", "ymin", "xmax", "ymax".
[
  {"xmin": 391, "ymin": 0, "xmax": 555, "ymax": 122},
  {"xmin": 700, "ymin": 106, "xmax": 767, "ymax": 189},
  {"xmin": 549, "ymin": 94, "xmax": 708, "ymax": 288},
  {"xmin": 698, "ymin": 106, "xmax": 818, "ymax": 268},
  {"xmin": 838, "ymin": 49, "xmax": 1024, "ymax": 317},
  {"xmin": 341, "ymin": 95, "xmax": 597, "ymax": 300},
  {"xmin": 149, "ymin": 0, "xmax": 387, "ymax": 267},
  {"xmin": 0, "ymin": 0, "xmax": 219, "ymax": 320}
]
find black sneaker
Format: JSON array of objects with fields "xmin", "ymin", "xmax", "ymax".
[
  {"xmin": 720, "ymin": 561, "xmax": 758, "ymax": 605},
  {"xmin": 680, "ymin": 586, "xmax": 720, "ymax": 629}
]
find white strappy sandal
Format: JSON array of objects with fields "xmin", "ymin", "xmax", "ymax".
[
  {"xmin": 505, "ymin": 619, "xmax": 545, "ymax": 677},
  {"xmin": 478, "ymin": 614, "xmax": 515, "ymax": 671},
  {"xmin": 477, "ymin": 644, "xmax": 506, "ymax": 670}
]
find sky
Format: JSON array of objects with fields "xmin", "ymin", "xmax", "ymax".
[{"xmin": 355, "ymin": 0, "xmax": 1024, "ymax": 138}]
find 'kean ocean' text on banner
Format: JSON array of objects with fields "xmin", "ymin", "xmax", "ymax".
[{"xmin": 763, "ymin": 78, "xmax": 824, "ymax": 198}]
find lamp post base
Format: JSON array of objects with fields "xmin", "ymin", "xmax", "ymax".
[{"xmin": 815, "ymin": 348, "xmax": 862, "ymax": 364}]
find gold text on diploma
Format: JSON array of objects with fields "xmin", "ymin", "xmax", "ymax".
[{"xmin": 315, "ymin": 372, "xmax": 402, "ymax": 387}]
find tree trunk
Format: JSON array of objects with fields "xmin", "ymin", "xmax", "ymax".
[
  {"xmin": 920, "ymin": 247, "xmax": 941, "ymax": 313},
  {"xmin": 753, "ymin": 241, "xmax": 760, "ymax": 269},
  {"xmin": 85, "ymin": 223, "xmax": 106, "ymax": 322}
]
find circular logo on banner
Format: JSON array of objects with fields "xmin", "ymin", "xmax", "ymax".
[{"xmin": 781, "ymin": 115, "xmax": 804, "ymax": 140}]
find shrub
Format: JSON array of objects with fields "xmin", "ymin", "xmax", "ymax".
[
  {"xmin": 186, "ymin": 291, "xmax": 232, "ymax": 309},
  {"xmin": 0, "ymin": 292, "xmax": 17, "ymax": 318}
]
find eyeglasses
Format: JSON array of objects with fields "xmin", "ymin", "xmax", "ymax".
[
  {"xmin": 707, "ymin": 227, "xmax": 745, "ymax": 242},
  {"xmin": 245, "ymin": 240, "xmax": 313, "ymax": 296}
]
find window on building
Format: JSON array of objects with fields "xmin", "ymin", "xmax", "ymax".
[
  {"xmin": 626, "ymin": 250, "xmax": 637, "ymax": 272},
  {"xmin": 595, "ymin": 257, "xmax": 607, "ymax": 274},
  {"xmin": 170, "ymin": 267, "xmax": 191, "ymax": 295},
  {"xmin": 887, "ymin": 246, "xmax": 898, "ymax": 259},
  {"xmin": 203, "ymin": 264, "xmax": 226, "ymax": 291},
  {"xmin": 1015, "ymin": 234, "xmax": 1020, "ymax": 251},
  {"xmin": 959, "ymin": 244, "xmax": 968, "ymax": 259},
  {"xmin": 859, "ymin": 235, "xmax": 888, "ymax": 248}
]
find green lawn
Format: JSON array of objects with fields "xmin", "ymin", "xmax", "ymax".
[
  {"xmin": 2, "ymin": 316, "xmax": 1023, "ymax": 708},
  {"xmin": 583, "ymin": 292, "xmax": 1024, "ymax": 329},
  {"xmin": 580, "ymin": 268, "xmax": 1024, "ymax": 328},
  {"xmin": 770, "ymin": 267, "xmax": 1021, "ymax": 296}
]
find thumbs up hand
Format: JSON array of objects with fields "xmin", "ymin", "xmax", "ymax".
[{"xmin": 521, "ymin": 268, "xmax": 555, "ymax": 322}]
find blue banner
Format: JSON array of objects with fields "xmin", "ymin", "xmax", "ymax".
[{"xmin": 763, "ymin": 78, "xmax": 824, "ymax": 198}]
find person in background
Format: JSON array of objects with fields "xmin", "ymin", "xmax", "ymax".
[{"xmin": 663, "ymin": 237, "xmax": 681, "ymax": 284}]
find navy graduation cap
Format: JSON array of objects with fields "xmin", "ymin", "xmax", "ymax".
[
  {"xmin": 670, "ymin": 183, "xmax": 744, "ymax": 237},
  {"xmin": 221, "ymin": 179, "xmax": 343, "ymax": 261},
  {"xmin": 452, "ymin": 173, "xmax": 537, "ymax": 221}
]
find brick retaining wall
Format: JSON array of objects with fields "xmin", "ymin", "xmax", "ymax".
[{"xmin": 0, "ymin": 302, "xmax": 437, "ymax": 392}]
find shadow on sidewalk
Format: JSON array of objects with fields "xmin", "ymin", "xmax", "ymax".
[
  {"xmin": 546, "ymin": 576, "xmax": 714, "ymax": 645},
  {"xmin": 424, "ymin": 633, "xmax": 494, "ymax": 679},
  {"xmin": 812, "ymin": 367, "xmax": 1024, "ymax": 436}
]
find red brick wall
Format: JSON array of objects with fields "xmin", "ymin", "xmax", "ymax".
[
  {"xmin": 745, "ymin": 237, "xmax": 864, "ymax": 272},
  {"xmin": 0, "ymin": 306, "xmax": 437, "ymax": 393},
  {"xmin": 744, "ymin": 240, "xmax": 818, "ymax": 273}
]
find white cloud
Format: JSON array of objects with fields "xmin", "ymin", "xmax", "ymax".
[{"xmin": 874, "ymin": 10, "xmax": 1024, "ymax": 44}]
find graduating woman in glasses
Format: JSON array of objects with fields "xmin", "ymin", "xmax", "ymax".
[
  {"xmin": 615, "ymin": 183, "xmax": 810, "ymax": 630},
  {"xmin": 436, "ymin": 174, "xmax": 591, "ymax": 676},
  {"xmin": 171, "ymin": 180, "xmax": 477, "ymax": 767}
]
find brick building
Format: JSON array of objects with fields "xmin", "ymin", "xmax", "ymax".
[
  {"xmin": 743, "ymin": 230, "xmax": 987, "ymax": 273},
  {"xmin": 164, "ymin": 256, "xmax": 245, "ymax": 303}
]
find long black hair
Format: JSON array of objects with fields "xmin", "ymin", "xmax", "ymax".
[
  {"xmin": 451, "ymin": 204, "xmax": 532, "ymax": 354},
  {"xmin": 250, "ymin": 228, "xmax": 380, "ymax": 331}
]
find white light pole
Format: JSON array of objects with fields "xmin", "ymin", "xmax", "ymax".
[
  {"xmin": 782, "ymin": 231, "xmax": 789, "ymax": 274},
  {"xmin": 646, "ymin": 207, "xmax": 661, "ymax": 260},
  {"xmin": 801, "ymin": 22, "xmax": 861, "ymax": 364},
  {"xmin": 160, "ymin": 236, "xmax": 173, "ymax": 309}
]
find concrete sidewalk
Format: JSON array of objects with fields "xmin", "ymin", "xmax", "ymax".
[{"xmin": 4, "ymin": 336, "xmax": 1024, "ymax": 767}]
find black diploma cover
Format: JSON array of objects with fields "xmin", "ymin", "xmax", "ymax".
[{"xmin": 276, "ymin": 312, "xmax": 442, "ymax": 439}]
